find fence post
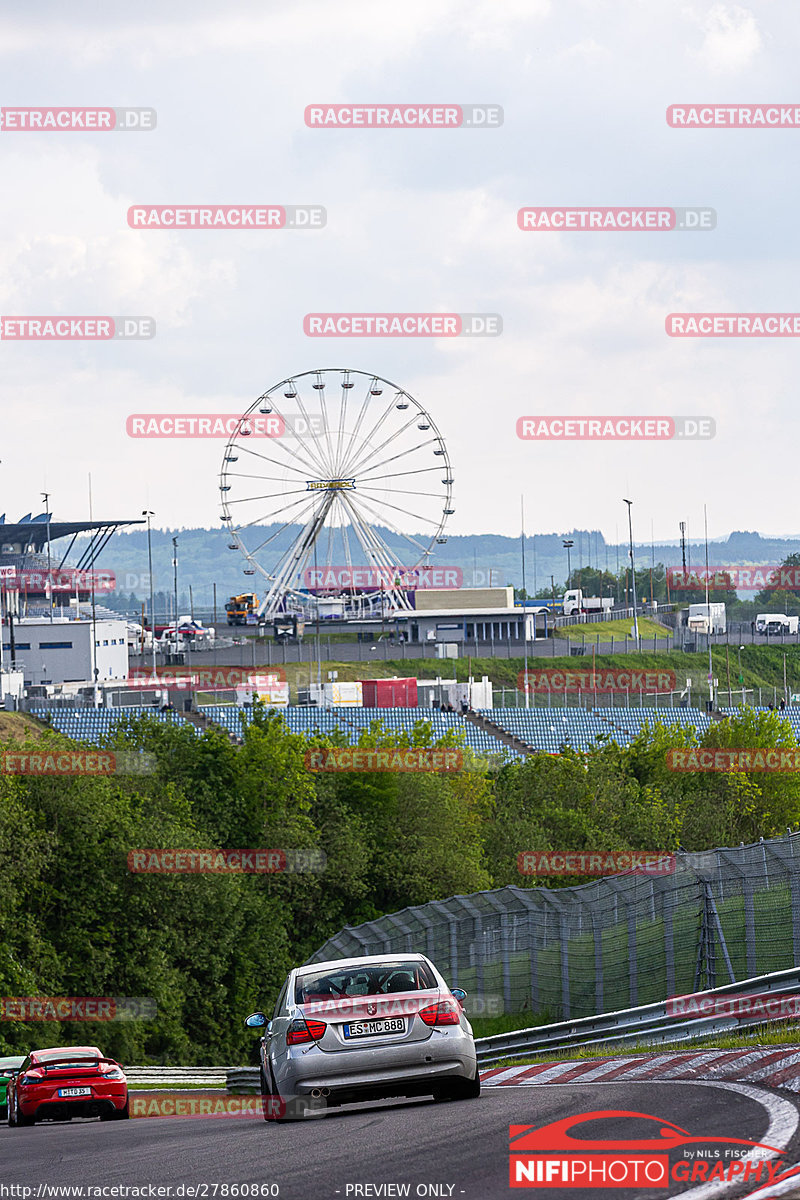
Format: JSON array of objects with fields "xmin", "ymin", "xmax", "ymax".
[
  {"xmin": 743, "ymin": 876, "xmax": 757, "ymax": 978},
  {"xmin": 662, "ymin": 885, "xmax": 676, "ymax": 999},
  {"xmin": 515, "ymin": 888, "xmax": 541, "ymax": 1013},
  {"xmin": 788, "ymin": 838, "xmax": 800, "ymax": 967},
  {"xmin": 559, "ymin": 911, "xmax": 571, "ymax": 1020},
  {"xmin": 592, "ymin": 910, "xmax": 604, "ymax": 1014},
  {"xmin": 626, "ymin": 897, "xmax": 638, "ymax": 1007}
]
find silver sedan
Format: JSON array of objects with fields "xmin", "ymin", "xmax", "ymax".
[{"xmin": 245, "ymin": 952, "xmax": 480, "ymax": 1120}]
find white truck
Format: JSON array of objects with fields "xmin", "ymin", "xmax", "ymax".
[
  {"xmin": 562, "ymin": 589, "xmax": 614, "ymax": 617},
  {"xmin": 756, "ymin": 612, "xmax": 799, "ymax": 636},
  {"xmin": 687, "ymin": 602, "xmax": 726, "ymax": 635}
]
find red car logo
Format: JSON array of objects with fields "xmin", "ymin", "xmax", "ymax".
[{"xmin": 510, "ymin": 1110, "xmax": 784, "ymax": 1155}]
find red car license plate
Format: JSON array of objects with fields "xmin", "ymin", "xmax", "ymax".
[{"xmin": 58, "ymin": 1087, "xmax": 92, "ymax": 1097}]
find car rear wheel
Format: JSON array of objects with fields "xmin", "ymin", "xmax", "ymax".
[
  {"xmin": 259, "ymin": 1066, "xmax": 273, "ymax": 1122},
  {"xmin": 9, "ymin": 1102, "xmax": 34, "ymax": 1127},
  {"xmin": 436, "ymin": 1064, "xmax": 481, "ymax": 1102},
  {"xmin": 101, "ymin": 1097, "xmax": 130, "ymax": 1121}
]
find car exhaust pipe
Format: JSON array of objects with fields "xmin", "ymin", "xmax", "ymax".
[
  {"xmin": 321, "ymin": 1088, "xmax": 330, "ymax": 1096},
  {"xmin": 311, "ymin": 1089, "xmax": 322, "ymax": 1098}
]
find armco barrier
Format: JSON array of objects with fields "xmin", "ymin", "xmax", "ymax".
[
  {"xmin": 218, "ymin": 967, "xmax": 800, "ymax": 1088},
  {"xmin": 227, "ymin": 1067, "xmax": 261, "ymax": 1093},
  {"xmin": 125, "ymin": 1067, "xmax": 230, "ymax": 1086},
  {"xmin": 473, "ymin": 965, "xmax": 800, "ymax": 1066},
  {"xmin": 134, "ymin": 964, "xmax": 800, "ymax": 1099}
]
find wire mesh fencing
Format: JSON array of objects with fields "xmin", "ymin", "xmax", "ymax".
[{"xmin": 307, "ymin": 833, "xmax": 800, "ymax": 1020}]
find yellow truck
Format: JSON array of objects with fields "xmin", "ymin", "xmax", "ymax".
[{"xmin": 225, "ymin": 592, "xmax": 258, "ymax": 625}]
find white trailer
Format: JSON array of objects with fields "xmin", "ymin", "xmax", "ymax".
[
  {"xmin": 687, "ymin": 603, "xmax": 726, "ymax": 635},
  {"xmin": 562, "ymin": 589, "xmax": 614, "ymax": 617}
]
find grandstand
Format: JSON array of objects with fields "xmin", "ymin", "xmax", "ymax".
[
  {"xmin": 31, "ymin": 706, "xmax": 188, "ymax": 741},
  {"xmin": 483, "ymin": 706, "xmax": 715, "ymax": 750},
  {"xmin": 25, "ymin": 702, "xmax": 751, "ymax": 760}
]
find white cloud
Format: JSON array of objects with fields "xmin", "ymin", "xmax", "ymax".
[{"xmin": 693, "ymin": 4, "xmax": 763, "ymax": 73}]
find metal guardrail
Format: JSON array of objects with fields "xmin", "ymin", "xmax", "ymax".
[
  {"xmin": 227, "ymin": 1067, "xmax": 261, "ymax": 1092},
  {"xmin": 473, "ymin": 965, "xmax": 800, "ymax": 1066},
  {"xmin": 148, "ymin": 968, "xmax": 800, "ymax": 1093},
  {"xmin": 125, "ymin": 1066, "xmax": 230, "ymax": 1086}
]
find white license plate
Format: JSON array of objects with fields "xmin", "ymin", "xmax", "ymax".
[
  {"xmin": 58, "ymin": 1087, "xmax": 92, "ymax": 1097},
  {"xmin": 343, "ymin": 1018, "xmax": 406, "ymax": 1039}
]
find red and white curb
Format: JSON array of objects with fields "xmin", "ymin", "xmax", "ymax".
[{"xmin": 481, "ymin": 1046, "xmax": 800, "ymax": 1092}]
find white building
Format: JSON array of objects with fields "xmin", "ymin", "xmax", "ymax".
[
  {"xmin": 0, "ymin": 669, "xmax": 24, "ymax": 706},
  {"xmin": 3, "ymin": 617, "xmax": 128, "ymax": 686}
]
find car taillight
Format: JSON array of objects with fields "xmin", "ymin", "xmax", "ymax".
[
  {"xmin": 286, "ymin": 1017, "xmax": 327, "ymax": 1045},
  {"xmin": 18, "ymin": 1075, "xmax": 38, "ymax": 1087},
  {"xmin": 419, "ymin": 1000, "xmax": 461, "ymax": 1027},
  {"xmin": 101, "ymin": 1067, "xmax": 124, "ymax": 1080}
]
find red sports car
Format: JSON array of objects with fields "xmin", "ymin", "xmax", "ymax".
[{"xmin": 6, "ymin": 1045, "xmax": 129, "ymax": 1125}]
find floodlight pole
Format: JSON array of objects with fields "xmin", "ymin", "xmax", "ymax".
[
  {"xmin": 144, "ymin": 511, "xmax": 157, "ymax": 676},
  {"xmin": 623, "ymin": 499, "xmax": 640, "ymax": 649},
  {"xmin": 42, "ymin": 491, "xmax": 53, "ymax": 623},
  {"xmin": 521, "ymin": 496, "xmax": 529, "ymax": 708}
]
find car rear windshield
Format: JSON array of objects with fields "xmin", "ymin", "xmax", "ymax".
[{"xmin": 296, "ymin": 960, "xmax": 437, "ymax": 1004}]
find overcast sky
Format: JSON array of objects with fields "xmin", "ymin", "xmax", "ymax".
[{"xmin": 0, "ymin": 0, "xmax": 797, "ymax": 550}]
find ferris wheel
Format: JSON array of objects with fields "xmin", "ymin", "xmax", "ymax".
[{"xmin": 219, "ymin": 368, "xmax": 454, "ymax": 618}]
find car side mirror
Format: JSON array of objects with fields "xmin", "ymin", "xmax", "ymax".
[
  {"xmin": 245, "ymin": 1011, "xmax": 268, "ymax": 1028},
  {"xmin": 451, "ymin": 989, "xmax": 467, "ymax": 1007}
]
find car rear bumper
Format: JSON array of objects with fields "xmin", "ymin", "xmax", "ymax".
[
  {"xmin": 274, "ymin": 1032, "xmax": 476, "ymax": 1100},
  {"xmin": 20, "ymin": 1086, "xmax": 128, "ymax": 1121}
]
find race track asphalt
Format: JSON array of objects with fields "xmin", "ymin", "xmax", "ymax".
[{"xmin": 2, "ymin": 1081, "xmax": 797, "ymax": 1200}]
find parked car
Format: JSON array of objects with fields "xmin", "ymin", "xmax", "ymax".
[
  {"xmin": 245, "ymin": 952, "xmax": 479, "ymax": 1120},
  {"xmin": 0, "ymin": 1056, "xmax": 25, "ymax": 1119},
  {"xmin": 7, "ymin": 1046, "xmax": 129, "ymax": 1125}
]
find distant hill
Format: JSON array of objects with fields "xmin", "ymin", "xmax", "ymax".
[{"xmin": 75, "ymin": 525, "xmax": 800, "ymax": 607}]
